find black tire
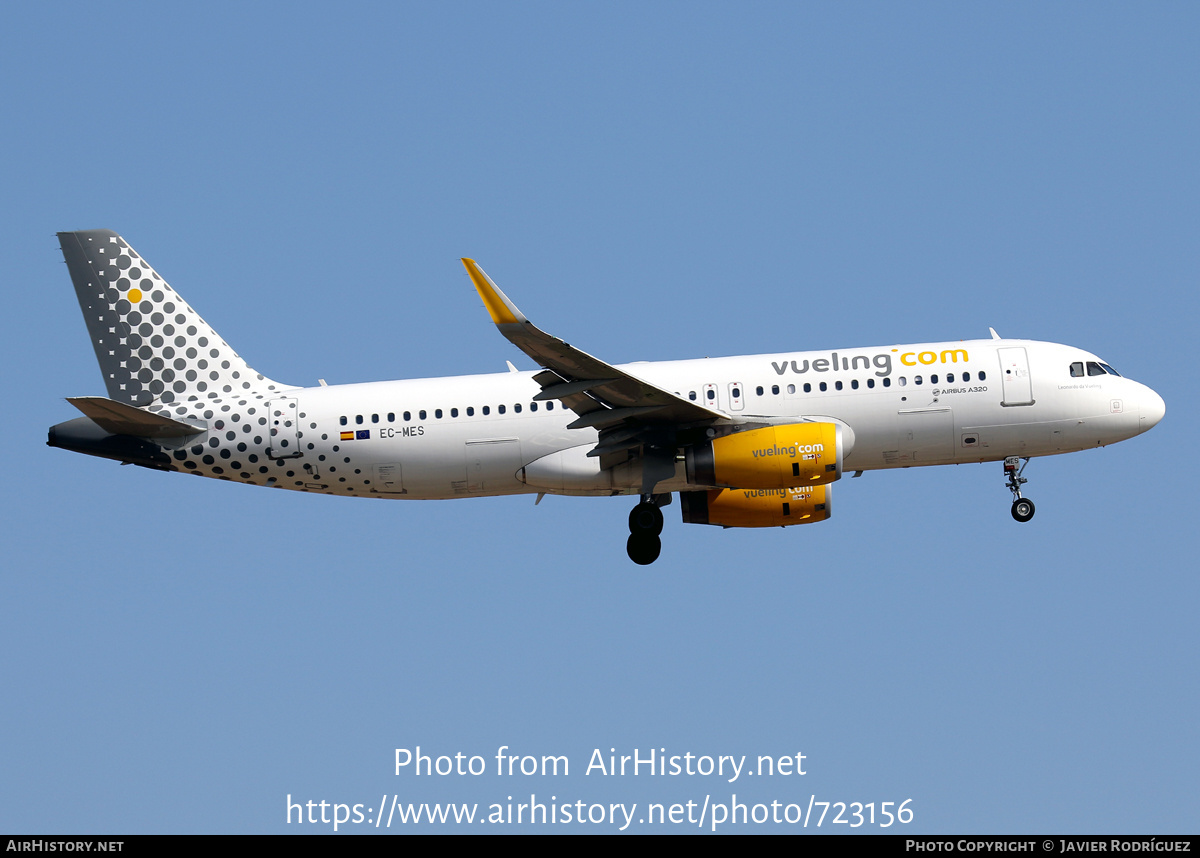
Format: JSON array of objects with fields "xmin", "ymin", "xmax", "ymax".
[
  {"xmin": 1011, "ymin": 498, "xmax": 1035, "ymax": 523},
  {"xmin": 628, "ymin": 502, "xmax": 664, "ymax": 535},
  {"xmin": 626, "ymin": 533, "xmax": 661, "ymax": 565}
]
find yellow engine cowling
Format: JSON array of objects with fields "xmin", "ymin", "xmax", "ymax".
[
  {"xmin": 685, "ymin": 422, "xmax": 842, "ymax": 489},
  {"xmin": 680, "ymin": 484, "xmax": 832, "ymax": 528}
]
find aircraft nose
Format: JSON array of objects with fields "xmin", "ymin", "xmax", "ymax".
[{"xmin": 1140, "ymin": 387, "xmax": 1166, "ymax": 433}]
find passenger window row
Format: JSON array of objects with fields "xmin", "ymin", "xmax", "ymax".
[
  {"xmin": 339, "ymin": 400, "xmax": 556, "ymax": 426},
  {"xmin": 728, "ymin": 370, "xmax": 988, "ymax": 398},
  {"xmin": 335, "ymin": 365, "xmax": 997, "ymax": 427}
]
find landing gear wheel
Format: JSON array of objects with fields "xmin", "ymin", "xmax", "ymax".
[
  {"xmin": 1003, "ymin": 456, "xmax": 1036, "ymax": 523},
  {"xmin": 627, "ymin": 533, "xmax": 661, "ymax": 565},
  {"xmin": 1011, "ymin": 498, "xmax": 1035, "ymax": 523},
  {"xmin": 628, "ymin": 502, "xmax": 664, "ymax": 535}
]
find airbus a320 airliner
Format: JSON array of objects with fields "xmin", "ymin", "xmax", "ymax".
[{"xmin": 49, "ymin": 230, "xmax": 1165, "ymax": 564}]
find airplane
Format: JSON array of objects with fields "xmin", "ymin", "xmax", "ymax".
[{"xmin": 49, "ymin": 229, "xmax": 1165, "ymax": 565}]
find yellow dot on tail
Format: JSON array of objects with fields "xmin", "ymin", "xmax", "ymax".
[{"xmin": 128, "ymin": 288, "xmax": 142, "ymax": 303}]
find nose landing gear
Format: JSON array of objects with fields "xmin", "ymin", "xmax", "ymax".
[
  {"xmin": 627, "ymin": 495, "xmax": 666, "ymax": 565},
  {"xmin": 1004, "ymin": 456, "xmax": 1035, "ymax": 522}
]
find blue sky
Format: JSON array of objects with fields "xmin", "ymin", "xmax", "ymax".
[{"xmin": 2, "ymin": 2, "xmax": 1196, "ymax": 833}]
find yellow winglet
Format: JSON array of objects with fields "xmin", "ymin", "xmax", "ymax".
[{"xmin": 461, "ymin": 258, "xmax": 526, "ymax": 326}]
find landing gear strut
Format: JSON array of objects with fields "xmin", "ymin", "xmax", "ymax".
[
  {"xmin": 627, "ymin": 495, "xmax": 666, "ymax": 565},
  {"xmin": 1004, "ymin": 456, "xmax": 1035, "ymax": 522}
]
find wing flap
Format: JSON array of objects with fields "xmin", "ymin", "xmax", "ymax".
[
  {"xmin": 532, "ymin": 378, "xmax": 616, "ymax": 401},
  {"xmin": 531, "ymin": 370, "xmax": 607, "ymax": 417},
  {"xmin": 566, "ymin": 405, "xmax": 667, "ymax": 431}
]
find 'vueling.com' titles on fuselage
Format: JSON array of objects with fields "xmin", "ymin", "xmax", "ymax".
[
  {"xmin": 771, "ymin": 348, "xmax": 970, "ymax": 378},
  {"xmin": 48, "ymin": 230, "xmax": 1165, "ymax": 565}
]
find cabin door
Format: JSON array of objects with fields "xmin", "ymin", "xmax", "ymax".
[
  {"xmin": 998, "ymin": 347, "xmax": 1034, "ymax": 406},
  {"xmin": 267, "ymin": 397, "xmax": 302, "ymax": 459}
]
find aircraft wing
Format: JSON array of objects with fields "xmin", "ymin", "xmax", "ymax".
[{"xmin": 461, "ymin": 259, "xmax": 725, "ymax": 438}]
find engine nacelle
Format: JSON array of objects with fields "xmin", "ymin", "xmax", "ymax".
[
  {"xmin": 680, "ymin": 484, "xmax": 832, "ymax": 528},
  {"xmin": 685, "ymin": 422, "xmax": 842, "ymax": 489}
]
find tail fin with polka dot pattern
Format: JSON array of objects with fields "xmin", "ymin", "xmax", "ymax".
[{"xmin": 57, "ymin": 229, "xmax": 287, "ymax": 410}]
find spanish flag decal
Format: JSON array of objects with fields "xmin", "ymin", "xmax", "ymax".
[{"xmin": 340, "ymin": 431, "xmax": 354, "ymax": 441}]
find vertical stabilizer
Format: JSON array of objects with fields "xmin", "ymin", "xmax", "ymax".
[{"xmin": 58, "ymin": 229, "xmax": 288, "ymax": 410}]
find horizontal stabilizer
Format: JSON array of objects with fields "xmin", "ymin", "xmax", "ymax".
[{"xmin": 66, "ymin": 396, "xmax": 204, "ymax": 438}]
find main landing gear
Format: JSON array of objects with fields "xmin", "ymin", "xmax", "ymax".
[
  {"xmin": 627, "ymin": 495, "xmax": 665, "ymax": 565},
  {"xmin": 1004, "ymin": 456, "xmax": 1035, "ymax": 523}
]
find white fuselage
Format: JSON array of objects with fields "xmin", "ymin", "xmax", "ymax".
[{"xmin": 188, "ymin": 337, "xmax": 1160, "ymax": 501}]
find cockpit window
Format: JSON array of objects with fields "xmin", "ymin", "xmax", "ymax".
[{"xmin": 1076, "ymin": 360, "xmax": 1121, "ymax": 377}]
